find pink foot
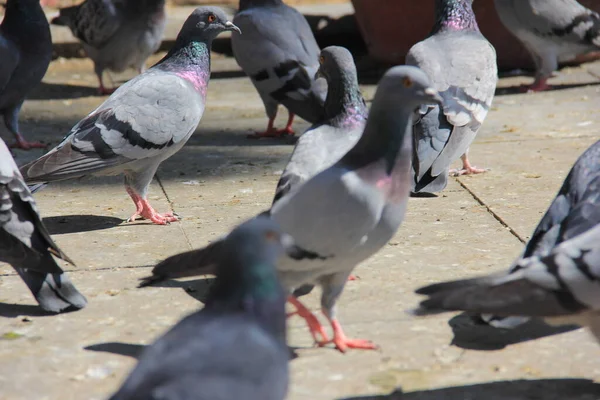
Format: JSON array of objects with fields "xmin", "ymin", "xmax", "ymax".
[
  {"xmin": 126, "ymin": 189, "xmax": 179, "ymax": 225},
  {"xmin": 450, "ymin": 165, "xmax": 488, "ymax": 176},
  {"xmin": 322, "ymin": 318, "xmax": 378, "ymax": 353},
  {"xmin": 348, "ymin": 275, "xmax": 358, "ymax": 281},
  {"xmin": 9, "ymin": 135, "xmax": 47, "ymax": 150},
  {"xmin": 519, "ymin": 80, "xmax": 552, "ymax": 93},
  {"xmin": 287, "ymin": 296, "xmax": 330, "ymax": 344},
  {"xmin": 247, "ymin": 127, "xmax": 295, "ymax": 139},
  {"xmin": 98, "ymin": 85, "xmax": 117, "ymax": 96}
]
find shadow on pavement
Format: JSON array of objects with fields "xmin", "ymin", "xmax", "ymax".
[
  {"xmin": 29, "ymin": 82, "xmax": 100, "ymax": 100},
  {"xmin": 0, "ymin": 303, "xmax": 56, "ymax": 318},
  {"xmin": 338, "ymin": 379, "xmax": 600, "ymax": 400},
  {"xmin": 139, "ymin": 277, "xmax": 215, "ymax": 303},
  {"xmin": 447, "ymin": 313, "xmax": 580, "ymax": 351},
  {"xmin": 43, "ymin": 215, "xmax": 124, "ymax": 235},
  {"xmin": 85, "ymin": 342, "xmax": 146, "ymax": 359},
  {"xmin": 496, "ymin": 81, "xmax": 600, "ymax": 96}
]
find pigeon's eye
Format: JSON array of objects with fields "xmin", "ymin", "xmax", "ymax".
[
  {"xmin": 264, "ymin": 231, "xmax": 279, "ymax": 242},
  {"xmin": 319, "ymin": 56, "xmax": 324, "ymax": 64},
  {"xmin": 207, "ymin": 14, "xmax": 216, "ymax": 23},
  {"xmin": 402, "ymin": 77, "xmax": 413, "ymax": 88}
]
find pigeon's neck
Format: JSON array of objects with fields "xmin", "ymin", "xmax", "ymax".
[
  {"xmin": 1, "ymin": 0, "xmax": 50, "ymax": 46},
  {"xmin": 155, "ymin": 40, "xmax": 211, "ymax": 97},
  {"xmin": 432, "ymin": 0, "xmax": 479, "ymax": 33},
  {"xmin": 239, "ymin": 0, "xmax": 283, "ymax": 10},
  {"xmin": 325, "ymin": 74, "xmax": 368, "ymax": 129}
]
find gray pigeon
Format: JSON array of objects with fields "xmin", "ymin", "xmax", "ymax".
[
  {"xmin": 0, "ymin": 0, "xmax": 52, "ymax": 150},
  {"xmin": 481, "ymin": 139, "xmax": 600, "ymax": 328},
  {"xmin": 52, "ymin": 0, "xmax": 167, "ymax": 95},
  {"xmin": 414, "ymin": 221, "xmax": 600, "ymax": 344},
  {"xmin": 494, "ymin": 0, "xmax": 600, "ymax": 92},
  {"xmin": 112, "ymin": 218, "xmax": 289, "ymax": 400},
  {"xmin": 19, "ymin": 7, "xmax": 240, "ymax": 225},
  {"xmin": 140, "ymin": 66, "xmax": 443, "ymax": 352},
  {"xmin": 272, "ymin": 45, "xmax": 368, "ymax": 206},
  {"xmin": 408, "ymin": 0, "xmax": 498, "ymax": 194},
  {"xmin": 0, "ymin": 138, "xmax": 87, "ymax": 313},
  {"xmin": 231, "ymin": 0, "xmax": 326, "ymax": 138}
]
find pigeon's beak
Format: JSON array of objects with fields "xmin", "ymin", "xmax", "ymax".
[
  {"xmin": 424, "ymin": 87, "xmax": 443, "ymax": 105},
  {"xmin": 224, "ymin": 21, "xmax": 241, "ymax": 34}
]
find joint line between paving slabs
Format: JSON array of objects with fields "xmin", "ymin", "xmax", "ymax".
[
  {"xmin": 455, "ymin": 178, "xmax": 527, "ymax": 245},
  {"xmin": 155, "ymin": 174, "xmax": 193, "ymax": 249}
]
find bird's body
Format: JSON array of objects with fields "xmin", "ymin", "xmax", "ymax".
[
  {"xmin": 408, "ymin": 0, "xmax": 497, "ymax": 194},
  {"xmin": 494, "ymin": 0, "xmax": 600, "ymax": 92},
  {"xmin": 52, "ymin": 0, "xmax": 167, "ymax": 95},
  {"xmin": 114, "ymin": 218, "xmax": 289, "ymax": 400},
  {"xmin": 232, "ymin": 0, "xmax": 325, "ymax": 138},
  {"xmin": 141, "ymin": 66, "xmax": 443, "ymax": 352},
  {"xmin": 0, "ymin": 138, "xmax": 87, "ymax": 313},
  {"xmin": 20, "ymin": 7, "xmax": 241, "ymax": 225},
  {"xmin": 0, "ymin": 0, "xmax": 52, "ymax": 149}
]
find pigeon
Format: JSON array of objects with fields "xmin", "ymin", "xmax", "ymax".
[
  {"xmin": 19, "ymin": 7, "xmax": 241, "ymax": 225},
  {"xmin": 111, "ymin": 218, "xmax": 290, "ymax": 400},
  {"xmin": 51, "ymin": 0, "xmax": 167, "ymax": 95},
  {"xmin": 272, "ymin": 45, "xmax": 368, "ymax": 206},
  {"xmin": 140, "ymin": 66, "xmax": 443, "ymax": 352},
  {"xmin": 413, "ymin": 220, "xmax": 600, "ymax": 344},
  {"xmin": 231, "ymin": 0, "xmax": 326, "ymax": 138},
  {"xmin": 0, "ymin": 138, "xmax": 87, "ymax": 313},
  {"xmin": 494, "ymin": 0, "xmax": 600, "ymax": 92},
  {"xmin": 480, "ymin": 139, "xmax": 600, "ymax": 328},
  {"xmin": 408, "ymin": 0, "xmax": 498, "ymax": 194},
  {"xmin": 0, "ymin": 0, "xmax": 52, "ymax": 150}
]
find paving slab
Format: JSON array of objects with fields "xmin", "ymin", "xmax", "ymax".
[{"xmin": 2, "ymin": 46, "xmax": 600, "ymax": 400}]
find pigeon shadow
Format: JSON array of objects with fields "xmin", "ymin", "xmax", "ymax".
[
  {"xmin": 85, "ymin": 342, "xmax": 146, "ymax": 359},
  {"xmin": 338, "ymin": 379, "xmax": 600, "ymax": 400},
  {"xmin": 29, "ymin": 82, "xmax": 100, "ymax": 100},
  {"xmin": 43, "ymin": 215, "xmax": 124, "ymax": 235},
  {"xmin": 140, "ymin": 277, "xmax": 215, "ymax": 303},
  {"xmin": 0, "ymin": 302, "xmax": 76, "ymax": 318},
  {"xmin": 447, "ymin": 313, "xmax": 580, "ymax": 351},
  {"xmin": 495, "ymin": 81, "xmax": 600, "ymax": 96}
]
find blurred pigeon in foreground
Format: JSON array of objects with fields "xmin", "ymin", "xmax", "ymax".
[
  {"xmin": 481, "ymin": 140, "xmax": 600, "ymax": 328},
  {"xmin": 272, "ymin": 46, "xmax": 368, "ymax": 206},
  {"xmin": 414, "ymin": 221, "xmax": 600, "ymax": 344},
  {"xmin": 52, "ymin": 0, "xmax": 167, "ymax": 95},
  {"xmin": 141, "ymin": 66, "xmax": 443, "ymax": 352},
  {"xmin": 232, "ymin": 0, "xmax": 326, "ymax": 138},
  {"xmin": 0, "ymin": 0, "xmax": 52, "ymax": 149},
  {"xmin": 408, "ymin": 0, "xmax": 497, "ymax": 194},
  {"xmin": 0, "ymin": 138, "xmax": 87, "ymax": 313},
  {"xmin": 494, "ymin": 0, "xmax": 600, "ymax": 92},
  {"xmin": 20, "ymin": 7, "xmax": 240, "ymax": 225},
  {"xmin": 112, "ymin": 218, "xmax": 289, "ymax": 400}
]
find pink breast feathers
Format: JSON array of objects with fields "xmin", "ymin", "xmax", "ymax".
[{"xmin": 175, "ymin": 70, "xmax": 209, "ymax": 98}]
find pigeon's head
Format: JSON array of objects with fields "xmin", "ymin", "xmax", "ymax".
[
  {"xmin": 316, "ymin": 46, "xmax": 357, "ymax": 82},
  {"xmin": 375, "ymin": 66, "xmax": 443, "ymax": 107},
  {"xmin": 179, "ymin": 6, "xmax": 241, "ymax": 42}
]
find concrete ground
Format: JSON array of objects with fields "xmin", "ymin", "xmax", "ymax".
[{"xmin": 2, "ymin": 4, "xmax": 600, "ymax": 400}]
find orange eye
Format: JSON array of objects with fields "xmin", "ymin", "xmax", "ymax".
[
  {"xmin": 265, "ymin": 231, "xmax": 278, "ymax": 242},
  {"xmin": 319, "ymin": 56, "xmax": 325, "ymax": 64},
  {"xmin": 402, "ymin": 77, "xmax": 413, "ymax": 88},
  {"xmin": 208, "ymin": 14, "xmax": 216, "ymax": 23}
]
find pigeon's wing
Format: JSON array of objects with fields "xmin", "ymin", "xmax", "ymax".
[
  {"xmin": 20, "ymin": 72, "xmax": 203, "ymax": 183},
  {"xmin": 407, "ymin": 33, "xmax": 497, "ymax": 192},
  {"xmin": 416, "ymin": 222, "xmax": 600, "ymax": 317},
  {"xmin": 110, "ymin": 313, "xmax": 288, "ymax": 400},
  {"xmin": 0, "ymin": 34, "xmax": 20, "ymax": 93},
  {"xmin": 55, "ymin": 0, "xmax": 124, "ymax": 48},
  {"xmin": 232, "ymin": 5, "xmax": 324, "ymax": 122}
]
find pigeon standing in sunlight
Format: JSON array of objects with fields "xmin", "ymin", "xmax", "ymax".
[
  {"xmin": 140, "ymin": 66, "xmax": 443, "ymax": 352},
  {"xmin": 409, "ymin": 0, "xmax": 497, "ymax": 194},
  {"xmin": 0, "ymin": 138, "xmax": 87, "ymax": 313},
  {"xmin": 480, "ymin": 140, "xmax": 600, "ymax": 328},
  {"xmin": 231, "ymin": 0, "xmax": 326, "ymax": 138},
  {"xmin": 112, "ymin": 218, "xmax": 289, "ymax": 400},
  {"xmin": 414, "ymin": 221, "xmax": 600, "ymax": 345},
  {"xmin": 52, "ymin": 0, "xmax": 167, "ymax": 95},
  {"xmin": 494, "ymin": 0, "xmax": 600, "ymax": 92},
  {"xmin": 0, "ymin": 0, "xmax": 52, "ymax": 150},
  {"xmin": 19, "ymin": 7, "xmax": 241, "ymax": 225}
]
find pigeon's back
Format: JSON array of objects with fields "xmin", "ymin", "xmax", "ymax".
[{"xmin": 110, "ymin": 311, "xmax": 288, "ymax": 400}]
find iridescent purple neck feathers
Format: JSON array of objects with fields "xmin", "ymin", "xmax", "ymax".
[
  {"xmin": 432, "ymin": 0, "xmax": 479, "ymax": 33},
  {"xmin": 155, "ymin": 41, "xmax": 211, "ymax": 97}
]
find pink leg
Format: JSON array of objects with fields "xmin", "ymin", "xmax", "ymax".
[
  {"xmin": 287, "ymin": 296, "xmax": 330, "ymax": 344},
  {"xmin": 450, "ymin": 153, "xmax": 488, "ymax": 177},
  {"xmin": 125, "ymin": 188, "xmax": 179, "ymax": 225},
  {"xmin": 520, "ymin": 77, "xmax": 552, "ymax": 93},
  {"xmin": 322, "ymin": 316, "xmax": 378, "ymax": 353},
  {"xmin": 276, "ymin": 111, "xmax": 295, "ymax": 136},
  {"xmin": 8, "ymin": 133, "xmax": 47, "ymax": 150},
  {"xmin": 247, "ymin": 112, "xmax": 295, "ymax": 139},
  {"xmin": 97, "ymin": 74, "xmax": 116, "ymax": 96}
]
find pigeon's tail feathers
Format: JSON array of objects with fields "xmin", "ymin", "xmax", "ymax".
[
  {"xmin": 478, "ymin": 314, "xmax": 531, "ymax": 329},
  {"xmin": 138, "ymin": 240, "xmax": 225, "ymax": 288},
  {"xmin": 28, "ymin": 183, "xmax": 48, "ymax": 194},
  {"xmin": 411, "ymin": 166, "xmax": 448, "ymax": 194},
  {"xmin": 14, "ymin": 259, "xmax": 87, "ymax": 313}
]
